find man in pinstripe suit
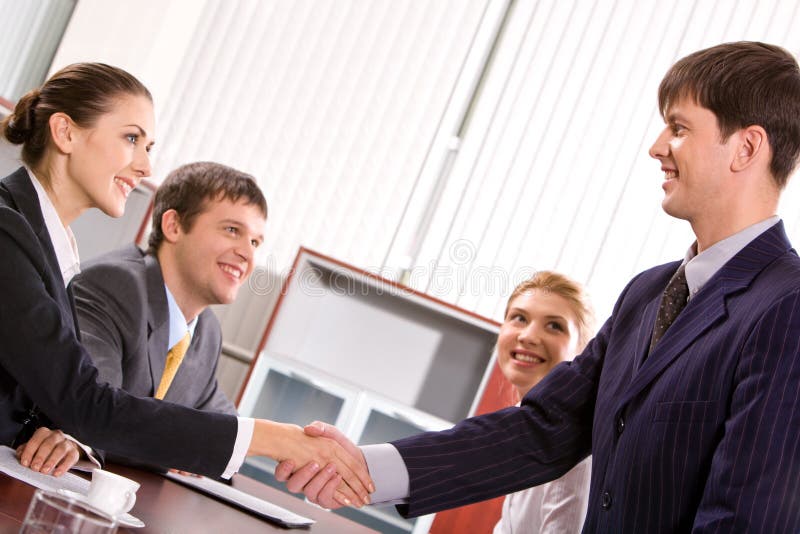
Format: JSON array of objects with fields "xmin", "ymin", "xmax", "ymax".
[{"xmin": 278, "ymin": 41, "xmax": 800, "ymax": 532}]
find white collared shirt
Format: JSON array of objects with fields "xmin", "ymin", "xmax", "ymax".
[
  {"xmin": 683, "ymin": 216, "xmax": 780, "ymax": 299},
  {"xmin": 26, "ymin": 168, "xmax": 80, "ymax": 286}
]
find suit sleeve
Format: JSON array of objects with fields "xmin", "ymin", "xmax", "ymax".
[
  {"xmin": 70, "ymin": 267, "xmax": 147, "ymax": 465},
  {"xmin": 0, "ymin": 210, "xmax": 238, "ymax": 478},
  {"xmin": 195, "ymin": 385, "xmax": 237, "ymax": 416},
  {"xmin": 692, "ymin": 290, "xmax": 800, "ymax": 532},
  {"xmin": 392, "ymin": 316, "xmax": 608, "ymax": 517}
]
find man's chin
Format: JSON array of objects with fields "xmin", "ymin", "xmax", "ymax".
[
  {"xmin": 661, "ymin": 198, "xmax": 687, "ymax": 220},
  {"xmin": 219, "ymin": 288, "xmax": 241, "ymax": 305}
]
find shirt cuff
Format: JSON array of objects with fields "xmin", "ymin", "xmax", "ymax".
[
  {"xmin": 62, "ymin": 433, "xmax": 101, "ymax": 471},
  {"xmin": 361, "ymin": 443, "xmax": 410, "ymax": 504},
  {"xmin": 221, "ymin": 417, "xmax": 254, "ymax": 479}
]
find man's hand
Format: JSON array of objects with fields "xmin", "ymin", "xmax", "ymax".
[
  {"xmin": 16, "ymin": 427, "xmax": 81, "ymax": 477},
  {"xmin": 274, "ymin": 421, "xmax": 367, "ymax": 509},
  {"xmin": 249, "ymin": 420, "xmax": 374, "ymax": 506}
]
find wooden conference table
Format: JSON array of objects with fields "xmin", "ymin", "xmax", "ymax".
[{"xmin": 0, "ymin": 464, "xmax": 378, "ymax": 533}]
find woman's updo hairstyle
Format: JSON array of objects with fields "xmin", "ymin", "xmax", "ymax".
[{"xmin": 1, "ymin": 62, "xmax": 151, "ymax": 167}]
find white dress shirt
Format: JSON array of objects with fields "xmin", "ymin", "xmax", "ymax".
[
  {"xmin": 27, "ymin": 168, "xmax": 81, "ymax": 285},
  {"xmin": 493, "ymin": 456, "xmax": 591, "ymax": 534}
]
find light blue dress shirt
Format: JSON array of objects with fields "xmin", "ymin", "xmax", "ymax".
[{"xmin": 164, "ymin": 283, "xmax": 198, "ymax": 348}]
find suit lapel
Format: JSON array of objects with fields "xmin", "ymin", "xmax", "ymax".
[
  {"xmin": 66, "ymin": 284, "xmax": 81, "ymax": 340},
  {"xmin": 632, "ymin": 286, "xmax": 665, "ymax": 373},
  {"xmin": 166, "ymin": 316, "xmax": 201, "ymax": 401},
  {"xmin": 144, "ymin": 253, "xmax": 170, "ymax": 392},
  {"xmin": 2, "ymin": 168, "xmax": 74, "ymax": 326},
  {"xmin": 621, "ymin": 222, "xmax": 792, "ymax": 405},
  {"xmin": 624, "ymin": 284, "xmax": 728, "ymax": 404}
]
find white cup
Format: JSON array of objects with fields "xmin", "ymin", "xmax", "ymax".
[{"xmin": 86, "ymin": 469, "xmax": 140, "ymax": 517}]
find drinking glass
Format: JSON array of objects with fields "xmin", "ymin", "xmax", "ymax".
[{"xmin": 20, "ymin": 489, "xmax": 118, "ymax": 534}]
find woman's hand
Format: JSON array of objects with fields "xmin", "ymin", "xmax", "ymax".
[{"xmin": 16, "ymin": 427, "xmax": 82, "ymax": 477}]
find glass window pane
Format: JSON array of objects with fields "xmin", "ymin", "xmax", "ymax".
[
  {"xmin": 250, "ymin": 369, "xmax": 344, "ymax": 426},
  {"xmin": 358, "ymin": 410, "xmax": 427, "ymax": 445}
]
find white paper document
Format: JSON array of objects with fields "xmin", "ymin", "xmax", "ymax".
[
  {"xmin": 0, "ymin": 445, "xmax": 145, "ymax": 527},
  {"xmin": 164, "ymin": 471, "xmax": 315, "ymax": 528},
  {"xmin": 0, "ymin": 444, "xmax": 90, "ymax": 494}
]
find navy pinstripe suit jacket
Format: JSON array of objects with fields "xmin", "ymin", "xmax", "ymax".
[{"xmin": 393, "ymin": 222, "xmax": 800, "ymax": 533}]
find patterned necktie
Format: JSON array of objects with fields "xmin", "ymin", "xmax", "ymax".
[
  {"xmin": 155, "ymin": 332, "xmax": 191, "ymax": 399},
  {"xmin": 648, "ymin": 264, "xmax": 690, "ymax": 354}
]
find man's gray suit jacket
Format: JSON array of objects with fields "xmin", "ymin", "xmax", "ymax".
[{"xmin": 70, "ymin": 244, "xmax": 236, "ymax": 416}]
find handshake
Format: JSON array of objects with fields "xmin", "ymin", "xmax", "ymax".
[
  {"xmin": 17, "ymin": 419, "xmax": 376, "ymax": 508},
  {"xmin": 256, "ymin": 419, "xmax": 373, "ymax": 508}
]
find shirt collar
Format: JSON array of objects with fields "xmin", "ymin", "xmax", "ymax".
[
  {"xmin": 26, "ymin": 167, "xmax": 81, "ymax": 286},
  {"xmin": 164, "ymin": 283, "xmax": 198, "ymax": 349},
  {"xmin": 682, "ymin": 215, "xmax": 780, "ymax": 299}
]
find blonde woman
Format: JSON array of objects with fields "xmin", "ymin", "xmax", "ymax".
[{"xmin": 493, "ymin": 272, "xmax": 594, "ymax": 533}]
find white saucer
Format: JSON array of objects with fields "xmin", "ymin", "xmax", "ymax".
[{"xmin": 55, "ymin": 489, "xmax": 145, "ymax": 528}]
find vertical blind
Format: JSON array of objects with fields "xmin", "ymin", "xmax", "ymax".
[
  {"xmin": 0, "ymin": 0, "xmax": 75, "ymax": 102},
  {"xmin": 151, "ymin": 0, "xmax": 495, "ymax": 273},
  {"xmin": 392, "ymin": 0, "xmax": 800, "ymax": 321}
]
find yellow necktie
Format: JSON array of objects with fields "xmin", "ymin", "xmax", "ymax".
[{"xmin": 155, "ymin": 332, "xmax": 191, "ymax": 400}]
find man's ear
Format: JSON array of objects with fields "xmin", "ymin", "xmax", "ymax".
[
  {"xmin": 160, "ymin": 209, "xmax": 183, "ymax": 244},
  {"xmin": 48, "ymin": 112, "xmax": 77, "ymax": 154},
  {"xmin": 731, "ymin": 125, "xmax": 768, "ymax": 173}
]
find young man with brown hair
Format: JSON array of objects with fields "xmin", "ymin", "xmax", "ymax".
[
  {"xmin": 281, "ymin": 41, "xmax": 800, "ymax": 532},
  {"xmin": 19, "ymin": 161, "xmax": 267, "ymax": 473},
  {"xmin": 74, "ymin": 161, "xmax": 266, "ymax": 422}
]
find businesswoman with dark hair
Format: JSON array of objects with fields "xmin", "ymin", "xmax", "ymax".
[{"xmin": 0, "ymin": 63, "xmax": 372, "ymax": 502}]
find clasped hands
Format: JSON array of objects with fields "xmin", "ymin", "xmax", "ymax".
[
  {"xmin": 16, "ymin": 420, "xmax": 372, "ymax": 509},
  {"xmin": 270, "ymin": 420, "xmax": 370, "ymax": 509}
]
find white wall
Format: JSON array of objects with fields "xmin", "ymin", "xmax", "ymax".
[{"xmin": 49, "ymin": 0, "xmax": 208, "ymax": 121}]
